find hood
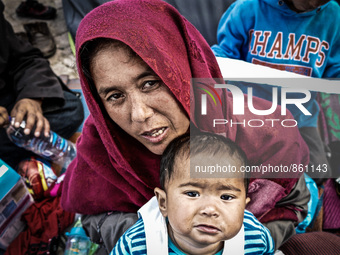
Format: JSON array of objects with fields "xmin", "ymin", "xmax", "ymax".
[
  {"xmin": 75, "ymin": 0, "xmax": 226, "ymax": 155},
  {"xmin": 262, "ymin": 0, "xmax": 334, "ymax": 17}
]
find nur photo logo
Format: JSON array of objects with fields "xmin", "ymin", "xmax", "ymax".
[{"xmin": 197, "ymin": 81, "xmax": 313, "ymax": 128}]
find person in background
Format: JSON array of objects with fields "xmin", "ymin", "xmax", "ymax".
[
  {"xmin": 16, "ymin": 0, "xmax": 56, "ymax": 20},
  {"xmin": 112, "ymin": 132, "xmax": 275, "ymax": 255},
  {"xmin": 61, "ymin": 0, "xmax": 234, "ymax": 46},
  {"xmin": 0, "ymin": 0, "xmax": 84, "ymax": 169},
  {"xmin": 61, "ymin": 0, "xmax": 309, "ymax": 252},
  {"xmin": 211, "ymin": 0, "xmax": 340, "ymax": 185}
]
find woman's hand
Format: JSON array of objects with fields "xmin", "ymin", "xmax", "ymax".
[
  {"xmin": 0, "ymin": 106, "xmax": 10, "ymax": 128},
  {"xmin": 10, "ymin": 98, "xmax": 50, "ymax": 137}
]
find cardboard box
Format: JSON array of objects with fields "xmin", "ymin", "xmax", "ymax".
[{"xmin": 0, "ymin": 159, "xmax": 34, "ymax": 250}]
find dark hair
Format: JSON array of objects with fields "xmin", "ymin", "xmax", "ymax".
[
  {"xmin": 160, "ymin": 132, "xmax": 249, "ymax": 195},
  {"xmin": 79, "ymin": 38, "xmax": 138, "ymax": 104}
]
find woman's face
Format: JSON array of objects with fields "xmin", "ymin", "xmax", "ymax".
[{"xmin": 90, "ymin": 45, "xmax": 190, "ymax": 155}]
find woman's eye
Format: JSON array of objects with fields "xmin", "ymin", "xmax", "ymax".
[
  {"xmin": 143, "ymin": 80, "xmax": 161, "ymax": 90},
  {"xmin": 107, "ymin": 92, "xmax": 123, "ymax": 101},
  {"xmin": 185, "ymin": 191, "xmax": 199, "ymax": 197},
  {"xmin": 221, "ymin": 195, "xmax": 233, "ymax": 201}
]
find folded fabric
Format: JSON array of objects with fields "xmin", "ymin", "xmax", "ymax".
[
  {"xmin": 323, "ymin": 179, "xmax": 340, "ymax": 230},
  {"xmin": 5, "ymin": 196, "xmax": 75, "ymax": 255},
  {"xmin": 246, "ymin": 179, "xmax": 287, "ymax": 219},
  {"xmin": 279, "ymin": 232, "xmax": 340, "ymax": 255}
]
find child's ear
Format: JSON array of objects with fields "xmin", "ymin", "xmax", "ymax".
[
  {"xmin": 246, "ymin": 197, "xmax": 251, "ymax": 205},
  {"xmin": 154, "ymin": 187, "xmax": 168, "ymax": 217}
]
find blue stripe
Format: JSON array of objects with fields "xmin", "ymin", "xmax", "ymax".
[
  {"xmin": 245, "ymin": 234, "xmax": 263, "ymax": 241},
  {"xmin": 111, "ymin": 211, "xmax": 274, "ymax": 255},
  {"xmin": 120, "ymin": 235, "xmax": 130, "ymax": 254}
]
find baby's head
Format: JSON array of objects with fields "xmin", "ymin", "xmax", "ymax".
[{"xmin": 155, "ymin": 132, "xmax": 250, "ymax": 254}]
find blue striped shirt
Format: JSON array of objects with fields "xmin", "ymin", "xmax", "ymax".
[{"xmin": 111, "ymin": 210, "xmax": 274, "ymax": 254}]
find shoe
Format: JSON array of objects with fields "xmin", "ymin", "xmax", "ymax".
[
  {"xmin": 24, "ymin": 22, "xmax": 56, "ymax": 58},
  {"xmin": 16, "ymin": 1, "xmax": 57, "ymax": 20}
]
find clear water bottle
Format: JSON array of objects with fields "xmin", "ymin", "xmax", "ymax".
[
  {"xmin": 6, "ymin": 119, "xmax": 76, "ymax": 173},
  {"xmin": 64, "ymin": 218, "xmax": 91, "ymax": 255}
]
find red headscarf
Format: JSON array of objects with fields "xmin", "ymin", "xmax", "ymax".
[{"xmin": 61, "ymin": 0, "xmax": 309, "ymax": 216}]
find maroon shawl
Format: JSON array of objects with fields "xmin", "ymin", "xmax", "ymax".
[{"xmin": 61, "ymin": 0, "xmax": 309, "ymax": 216}]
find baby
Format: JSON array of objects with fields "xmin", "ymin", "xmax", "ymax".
[{"xmin": 111, "ymin": 132, "xmax": 274, "ymax": 254}]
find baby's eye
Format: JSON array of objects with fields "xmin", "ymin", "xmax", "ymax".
[
  {"xmin": 185, "ymin": 191, "xmax": 199, "ymax": 197},
  {"xmin": 221, "ymin": 195, "xmax": 233, "ymax": 201}
]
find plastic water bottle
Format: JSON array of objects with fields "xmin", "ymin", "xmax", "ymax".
[
  {"xmin": 64, "ymin": 218, "xmax": 91, "ymax": 255},
  {"xmin": 6, "ymin": 119, "xmax": 76, "ymax": 173}
]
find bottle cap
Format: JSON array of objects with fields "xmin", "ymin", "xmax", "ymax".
[{"xmin": 66, "ymin": 226, "xmax": 89, "ymax": 239}]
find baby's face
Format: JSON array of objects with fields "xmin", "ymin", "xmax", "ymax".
[{"xmin": 159, "ymin": 155, "xmax": 248, "ymax": 254}]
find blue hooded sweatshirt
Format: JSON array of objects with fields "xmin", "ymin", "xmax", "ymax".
[{"xmin": 212, "ymin": 0, "xmax": 340, "ymax": 127}]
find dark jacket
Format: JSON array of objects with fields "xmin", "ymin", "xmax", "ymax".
[{"xmin": 0, "ymin": 1, "xmax": 64, "ymax": 112}]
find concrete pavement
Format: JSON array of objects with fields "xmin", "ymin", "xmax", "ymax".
[{"xmin": 3, "ymin": 0, "xmax": 79, "ymax": 79}]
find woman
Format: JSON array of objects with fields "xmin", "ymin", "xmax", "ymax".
[{"xmin": 61, "ymin": 0, "xmax": 309, "ymax": 252}]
